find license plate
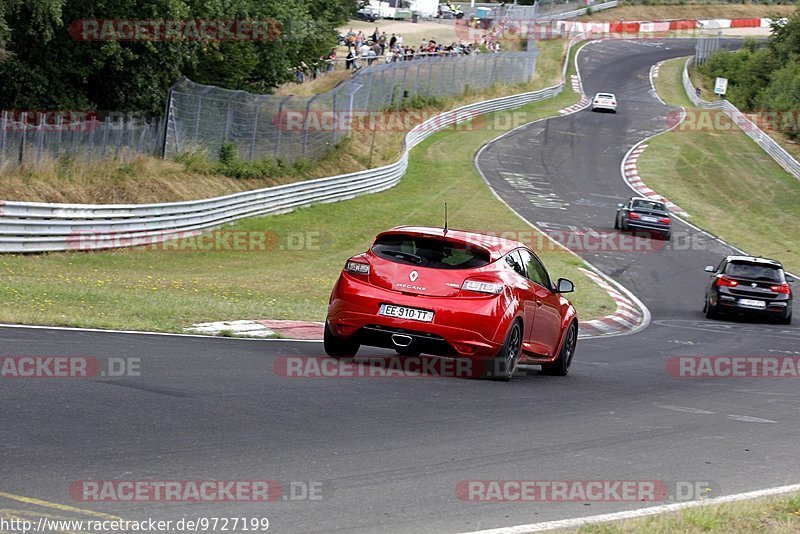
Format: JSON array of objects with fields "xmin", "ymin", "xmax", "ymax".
[
  {"xmin": 641, "ymin": 216, "xmax": 658, "ymax": 222},
  {"xmin": 739, "ymin": 298, "xmax": 766, "ymax": 309},
  {"xmin": 379, "ymin": 304, "xmax": 434, "ymax": 322}
]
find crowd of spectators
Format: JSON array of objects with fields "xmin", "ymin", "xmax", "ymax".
[{"xmin": 291, "ymin": 25, "xmax": 499, "ymax": 83}]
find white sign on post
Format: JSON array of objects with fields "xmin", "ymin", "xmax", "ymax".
[{"xmin": 714, "ymin": 77, "xmax": 728, "ymax": 96}]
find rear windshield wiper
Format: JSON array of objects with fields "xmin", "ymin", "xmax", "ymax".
[{"xmin": 381, "ymin": 250, "xmax": 423, "ymax": 264}]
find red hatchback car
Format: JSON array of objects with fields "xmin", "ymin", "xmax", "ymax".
[{"xmin": 324, "ymin": 226, "xmax": 579, "ymax": 380}]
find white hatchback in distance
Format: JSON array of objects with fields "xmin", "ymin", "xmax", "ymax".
[{"xmin": 592, "ymin": 92, "xmax": 617, "ymax": 113}]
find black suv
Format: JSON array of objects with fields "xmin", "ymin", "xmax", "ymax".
[
  {"xmin": 615, "ymin": 197, "xmax": 671, "ymax": 240},
  {"xmin": 703, "ymin": 256, "xmax": 794, "ymax": 324}
]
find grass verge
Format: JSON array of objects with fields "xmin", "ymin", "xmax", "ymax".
[
  {"xmin": 562, "ymin": 491, "xmax": 800, "ymax": 533},
  {"xmin": 0, "ymin": 40, "xmax": 615, "ymax": 332},
  {"xmin": 639, "ymin": 56, "xmax": 800, "ymax": 273}
]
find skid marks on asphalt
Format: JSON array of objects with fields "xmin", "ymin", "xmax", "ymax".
[
  {"xmin": 499, "ymin": 172, "xmax": 569, "ymax": 210},
  {"xmin": 0, "ymin": 491, "xmax": 120, "ymax": 533}
]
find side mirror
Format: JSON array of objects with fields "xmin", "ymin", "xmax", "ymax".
[
  {"xmin": 704, "ymin": 266, "xmax": 715, "ymax": 273},
  {"xmin": 786, "ymin": 274, "xmax": 795, "ymax": 283},
  {"xmin": 556, "ymin": 278, "xmax": 574, "ymax": 293},
  {"xmin": 617, "ymin": 203, "xmax": 624, "ymax": 208}
]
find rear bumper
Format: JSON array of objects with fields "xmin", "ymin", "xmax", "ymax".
[
  {"xmin": 713, "ymin": 290, "xmax": 792, "ymax": 317},
  {"xmin": 327, "ymin": 274, "xmax": 508, "ymax": 359},
  {"xmin": 626, "ymin": 221, "xmax": 670, "ymax": 234},
  {"xmin": 592, "ymin": 103, "xmax": 616, "ymax": 111}
]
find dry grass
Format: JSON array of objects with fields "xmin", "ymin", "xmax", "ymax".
[
  {"xmin": 581, "ymin": 4, "xmax": 798, "ymax": 21},
  {"xmin": 565, "ymin": 492, "xmax": 800, "ymax": 533},
  {"xmin": 273, "ymin": 69, "xmax": 352, "ymax": 97}
]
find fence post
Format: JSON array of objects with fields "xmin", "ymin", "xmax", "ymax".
[
  {"xmin": 1, "ymin": 111, "xmax": 7, "ymax": 155},
  {"xmin": 193, "ymin": 95, "xmax": 203, "ymax": 142},
  {"xmin": 301, "ymin": 96, "xmax": 315, "ymax": 158},
  {"xmin": 388, "ymin": 65, "xmax": 398, "ymax": 109},
  {"xmin": 331, "ymin": 89, "xmax": 339, "ymax": 147},
  {"xmin": 101, "ymin": 118, "xmax": 110, "ymax": 159},
  {"xmin": 274, "ymin": 96, "xmax": 291, "ymax": 159},
  {"xmin": 223, "ymin": 100, "xmax": 234, "ymax": 142},
  {"xmin": 35, "ymin": 112, "xmax": 45, "ymax": 163},
  {"xmin": 249, "ymin": 97, "xmax": 261, "ymax": 160},
  {"xmin": 18, "ymin": 111, "xmax": 27, "ymax": 164}
]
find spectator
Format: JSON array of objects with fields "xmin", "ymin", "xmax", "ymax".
[
  {"xmin": 372, "ymin": 27, "xmax": 379, "ymax": 42},
  {"xmin": 378, "ymin": 32, "xmax": 387, "ymax": 55},
  {"xmin": 327, "ymin": 48, "xmax": 337, "ymax": 72},
  {"xmin": 396, "ymin": 34, "xmax": 403, "ymax": 47},
  {"xmin": 389, "ymin": 33, "xmax": 397, "ymax": 48},
  {"xmin": 345, "ymin": 48, "xmax": 356, "ymax": 70}
]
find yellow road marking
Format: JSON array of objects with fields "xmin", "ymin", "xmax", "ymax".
[{"xmin": 0, "ymin": 492, "xmax": 119, "ymax": 520}]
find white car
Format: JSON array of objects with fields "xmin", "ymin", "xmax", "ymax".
[{"xmin": 592, "ymin": 92, "xmax": 617, "ymax": 113}]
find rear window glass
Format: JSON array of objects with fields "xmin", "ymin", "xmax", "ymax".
[
  {"xmin": 597, "ymin": 93, "xmax": 614, "ymax": 98},
  {"xmin": 632, "ymin": 199, "xmax": 666, "ymax": 211},
  {"xmin": 372, "ymin": 234, "xmax": 491, "ymax": 270},
  {"xmin": 724, "ymin": 261, "xmax": 783, "ymax": 282}
]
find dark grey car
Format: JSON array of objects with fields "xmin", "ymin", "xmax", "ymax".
[{"xmin": 615, "ymin": 197, "xmax": 671, "ymax": 240}]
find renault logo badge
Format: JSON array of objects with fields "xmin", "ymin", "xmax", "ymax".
[{"xmin": 409, "ymin": 270, "xmax": 419, "ymax": 282}]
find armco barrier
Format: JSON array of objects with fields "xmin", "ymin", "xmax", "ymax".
[
  {"xmin": 682, "ymin": 57, "xmax": 800, "ymax": 181},
  {"xmin": 0, "ymin": 35, "xmax": 592, "ymax": 253}
]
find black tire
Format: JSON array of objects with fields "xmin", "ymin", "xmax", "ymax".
[
  {"xmin": 395, "ymin": 348, "xmax": 421, "ymax": 357},
  {"xmin": 780, "ymin": 312, "xmax": 792, "ymax": 325},
  {"xmin": 541, "ymin": 322, "xmax": 577, "ymax": 377},
  {"xmin": 662, "ymin": 231, "xmax": 671, "ymax": 241},
  {"xmin": 705, "ymin": 300, "xmax": 719, "ymax": 320},
  {"xmin": 485, "ymin": 321, "xmax": 522, "ymax": 381},
  {"xmin": 323, "ymin": 321, "xmax": 359, "ymax": 358},
  {"xmin": 614, "ymin": 214, "xmax": 620, "ymax": 230}
]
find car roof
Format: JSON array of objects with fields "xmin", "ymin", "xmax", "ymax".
[
  {"xmin": 725, "ymin": 255, "xmax": 783, "ymax": 267},
  {"xmin": 380, "ymin": 226, "xmax": 524, "ymax": 259}
]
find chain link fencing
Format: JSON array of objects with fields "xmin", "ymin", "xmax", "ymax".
[
  {"xmin": 0, "ymin": 111, "xmax": 165, "ymax": 169},
  {"xmin": 164, "ymin": 49, "xmax": 538, "ymax": 164}
]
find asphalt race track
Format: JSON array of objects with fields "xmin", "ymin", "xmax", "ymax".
[{"xmin": 2, "ymin": 39, "xmax": 799, "ymax": 534}]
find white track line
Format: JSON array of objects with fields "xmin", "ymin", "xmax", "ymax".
[
  {"xmin": 461, "ymin": 483, "xmax": 800, "ymax": 533},
  {"xmin": 0, "ymin": 322, "xmax": 323, "ymax": 342},
  {"xmin": 474, "ymin": 40, "xmax": 651, "ymax": 339}
]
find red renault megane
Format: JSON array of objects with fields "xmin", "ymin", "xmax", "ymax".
[{"xmin": 324, "ymin": 226, "xmax": 579, "ymax": 381}]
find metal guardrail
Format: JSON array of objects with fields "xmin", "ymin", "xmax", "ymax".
[
  {"xmin": 683, "ymin": 57, "xmax": 800, "ymax": 180},
  {"xmin": 0, "ymin": 34, "xmax": 590, "ymax": 254}
]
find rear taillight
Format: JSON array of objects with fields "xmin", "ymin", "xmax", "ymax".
[
  {"xmin": 461, "ymin": 280, "xmax": 504, "ymax": 295},
  {"xmin": 716, "ymin": 276, "xmax": 739, "ymax": 287},
  {"xmin": 345, "ymin": 259, "xmax": 370, "ymax": 275},
  {"xmin": 629, "ymin": 212, "xmax": 640, "ymax": 219},
  {"xmin": 770, "ymin": 283, "xmax": 791, "ymax": 294},
  {"xmin": 659, "ymin": 217, "xmax": 670, "ymax": 224}
]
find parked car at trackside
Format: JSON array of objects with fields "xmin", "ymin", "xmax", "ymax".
[
  {"xmin": 324, "ymin": 226, "xmax": 579, "ymax": 381},
  {"xmin": 615, "ymin": 197, "xmax": 671, "ymax": 240},
  {"xmin": 704, "ymin": 256, "xmax": 793, "ymax": 324}
]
